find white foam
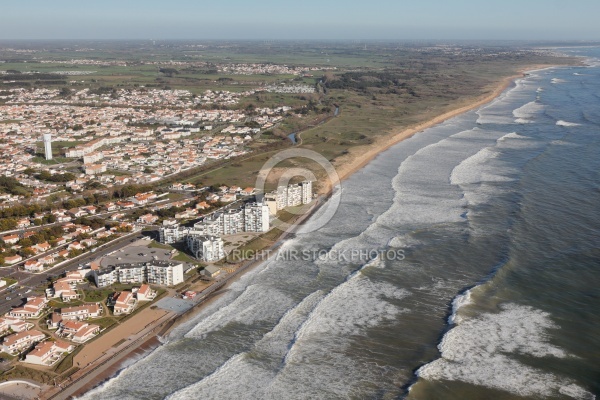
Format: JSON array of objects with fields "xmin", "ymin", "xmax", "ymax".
[
  {"xmin": 551, "ymin": 78, "xmax": 566, "ymax": 84},
  {"xmin": 288, "ymin": 273, "xmax": 409, "ymax": 347},
  {"xmin": 389, "ymin": 233, "xmax": 423, "ymax": 248},
  {"xmin": 536, "ymin": 87, "xmax": 544, "ymax": 93},
  {"xmin": 448, "ymin": 289, "xmax": 471, "ymax": 324},
  {"xmin": 556, "ymin": 120, "xmax": 581, "ymax": 127},
  {"xmin": 185, "ymin": 284, "xmax": 296, "ymax": 339},
  {"xmin": 450, "ymin": 148, "xmax": 509, "ymax": 186},
  {"xmin": 498, "ymin": 132, "xmax": 528, "ymax": 140},
  {"xmin": 512, "ymin": 101, "xmax": 545, "ymax": 123},
  {"xmin": 417, "ymin": 304, "xmax": 595, "ymax": 399},
  {"xmin": 167, "ymin": 291, "xmax": 326, "ymax": 400}
]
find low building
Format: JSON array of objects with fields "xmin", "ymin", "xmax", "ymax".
[
  {"xmin": 2, "ymin": 329, "xmax": 45, "ymax": 354},
  {"xmin": 4, "ymin": 255, "xmax": 23, "ymax": 265},
  {"xmin": 113, "ymin": 291, "xmax": 136, "ymax": 315},
  {"xmin": 60, "ymin": 303, "xmax": 102, "ymax": 320},
  {"xmin": 24, "ymin": 260, "xmax": 44, "ymax": 272},
  {"xmin": 6, "ymin": 297, "xmax": 48, "ymax": 319},
  {"xmin": 202, "ymin": 265, "xmax": 221, "ymax": 279},
  {"xmin": 2, "ymin": 234, "xmax": 20, "ymax": 245},
  {"xmin": 24, "ymin": 340, "xmax": 74, "ymax": 366},
  {"xmin": 136, "ymin": 284, "xmax": 156, "ymax": 301}
]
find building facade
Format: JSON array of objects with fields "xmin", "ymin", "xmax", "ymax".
[{"xmin": 187, "ymin": 235, "xmax": 225, "ymax": 262}]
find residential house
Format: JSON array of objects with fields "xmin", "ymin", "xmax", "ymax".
[
  {"xmin": 4, "ymin": 255, "xmax": 23, "ymax": 265},
  {"xmin": 24, "ymin": 340, "xmax": 74, "ymax": 366},
  {"xmin": 1, "ymin": 234, "xmax": 20, "ymax": 245},
  {"xmin": 60, "ymin": 303, "xmax": 102, "ymax": 320},
  {"xmin": 6, "ymin": 297, "xmax": 48, "ymax": 319},
  {"xmin": 2, "ymin": 329, "xmax": 45, "ymax": 354},
  {"xmin": 136, "ymin": 284, "xmax": 156, "ymax": 301},
  {"xmin": 112, "ymin": 291, "xmax": 136, "ymax": 315},
  {"xmin": 24, "ymin": 259, "xmax": 44, "ymax": 272},
  {"xmin": 137, "ymin": 214, "xmax": 158, "ymax": 224}
]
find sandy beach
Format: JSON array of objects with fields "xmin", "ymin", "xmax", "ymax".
[
  {"xmin": 33, "ymin": 66, "xmax": 549, "ymax": 400},
  {"xmin": 326, "ymin": 67, "xmax": 547, "ymax": 193}
]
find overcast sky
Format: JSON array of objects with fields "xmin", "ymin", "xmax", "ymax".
[{"xmin": 1, "ymin": 0, "xmax": 599, "ymax": 41}]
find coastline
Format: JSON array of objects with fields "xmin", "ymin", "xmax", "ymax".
[
  {"xmin": 39, "ymin": 65, "xmax": 552, "ymax": 400},
  {"xmin": 330, "ymin": 67, "xmax": 544, "ymax": 190}
]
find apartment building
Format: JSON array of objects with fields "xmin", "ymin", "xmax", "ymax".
[
  {"xmin": 243, "ymin": 202, "xmax": 270, "ymax": 232},
  {"xmin": 187, "ymin": 235, "xmax": 224, "ymax": 262},
  {"xmin": 271, "ymin": 181, "xmax": 313, "ymax": 212},
  {"xmin": 146, "ymin": 261, "xmax": 184, "ymax": 286},
  {"xmin": 93, "ymin": 261, "xmax": 184, "ymax": 287}
]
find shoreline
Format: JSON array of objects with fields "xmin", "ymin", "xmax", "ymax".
[
  {"xmin": 330, "ymin": 66, "xmax": 548, "ymax": 189},
  {"xmin": 38, "ymin": 65, "xmax": 554, "ymax": 400}
]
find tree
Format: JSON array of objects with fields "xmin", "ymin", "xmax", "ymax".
[{"xmin": 20, "ymin": 247, "xmax": 34, "ymax": 258}]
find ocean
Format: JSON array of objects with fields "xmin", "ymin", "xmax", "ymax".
[{"xmin": 80, "ymin": 48, "xmax": 600, "ymax": 400}]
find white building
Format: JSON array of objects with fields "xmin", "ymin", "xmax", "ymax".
[
  {"xmin": 146, "ymin": 261, "xmax": 184, "ymax": 286},
  {"xmin": 244, "ymin": 202, "xmax": 270, "ymax": 232},
  {"xmin": 301, "ymin": 180, "xmax": 313, "ymax": 204},
  {"xmin": 43, "ymin": 133, "xmax": 52, "ymax": 160},
  {"xmin": 117, "ymin": 264, "xmax": 146, "ymax": 284},
  {"xmin": 272, "ymin": 181, "xmax": 313, "ymax": 211},
  {"xmin": 187, "ymin": 235, "xmax": 224, "ymax": 262}
]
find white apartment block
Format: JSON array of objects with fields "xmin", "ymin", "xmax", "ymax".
[
  {"xmin": 244, "ymin": 202, "xmax": 270, "ymax": 232},
  {"xmin": 94, "ymin": 268, "xmax": 118, "ymax": 288},
  {"xmin": 146, "ymin": 261, "xmax": 184, "ymax": 286},
  {"xmin": 117, "ymin": 264, "xmax": 146, "ymax": 284},
  {"xmin": 159, "ymin": 225, "xmax": 190, "ymax": 244},
  {"xmin": 93, "ymin": 262, "xmax": 184, "ymax": 287},
  {"xmin": 272, "ymin": 181, "xmax": 313, "ymax": 211},
  {"xmin": 187, "ymin": 235, "xmax": 225, "ymax": 262}
]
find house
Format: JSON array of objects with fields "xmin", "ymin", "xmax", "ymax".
[
  {"xmin": 24, "ymin": 340, "xmax": 73, "ymax": 366},
  {"xmin": 2, "ymin": 329, "xmax": 45, "ymax": 354},
  {"xmin": 0, "ymin": 316, "xmax": 33, "ymax": 333},
  {"xmin": 1, "ymin": 234, "xmax": 20, "ymax": 245},
  {"xmin": 81, "ymin": 238, "xmax": 98, "ymax": 247},
  {"xmin": 82, "ymin": 205, "xmax": 97, "ymax": 214},
  {"xmin": 61, "ymin": 320, "xmax": 100, "ymax": 342},
  {"xmin": 24, "ymin": 259, "xmax": 44, "ymax": 272},
  {"xmin": 221, "ymin": 193, "xmax": 236, "ymax": 203},
  {"xmin": 116, "ymin": 201, "xmax": 135, "ymax": 209},
  {"xmin": 104, "ymin": 202, "xmax": 118, "ymax": 212},
  {"xmin": 68, "ymin": 242, "xmax": 84, "ymax": 251},
  {"xmin": 196, "ymin": 201, "xmax": 210, "ymax": 210},
  {"xmin": 60, "ymin": 303, "xmax": 102, "ymax": 320},
  {"xmin": 113, "ymin": 291, "xmax": 136, "ymax": 315},
  {"xmin": 68, "ymin": 208, "xmax": 87, "ymax": 218},
  {"xmin": 241, "ymin": 187, "xmax": 255, "ymax": 196},
  {"xmin": 53, "ymin": 281, "xmax": 79, "ymax": 302},
  {"xmin": 6, "ymin": 297, "xmax": 48, "ymax": 319},
  {"xmin": 72, "ymin": 323, "xmax": 101, "ymax": 343},
  {"xmin": 16, "ymin": 218, "xmax": 31, "ymax": 229},
  {"xmin": 136, "ymin": 284, "xmax": 156, "ymax": 301},
  {"xmin": 64, "ymin": 270, "xmax": 87, "ymax": 283},
  {"xmin": 32, "ymin": 242, "xmax": 52, "ymax": 253},
  {"xmin": 137, "ymin": 214, "xmax": 158, "ymax": 224},
  {"xmin": 57, "ymin": 250, "xmax": 70, "ymax": 258},
  {"xmin": 38, "ymin": 254, "xmax": 56, "ymax": 265},
  {"xmin": 4, "ymin": 255, "xmax": 23, "ymax": 265}
]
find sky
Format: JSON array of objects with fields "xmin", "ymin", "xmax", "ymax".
[{"xmin": 1, "ymin": 0, "xmax": 599, "ymax": 41}]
